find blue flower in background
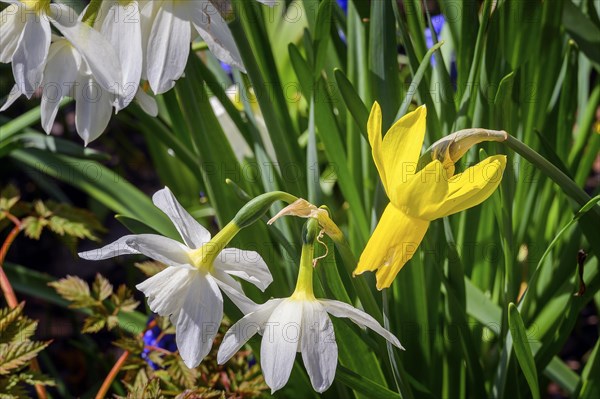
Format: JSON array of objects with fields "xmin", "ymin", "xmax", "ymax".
[
  {"xmin": 337, "ymin": 0, "xmax": 348, "ymax": 14},
  {"xmin": 141, "ymin": 316, "xmax": 177, "ymax": 370},
  {"xmin": 424, "ymin": 14, "xmax": 446, "ymax": 50},
  {"xmin": 220, "ymin": 61, "xmax": 234, "ymax": 81},
  {"xmin": 424, "ymin": 14, "xmax": 457, "ymax": 82}
]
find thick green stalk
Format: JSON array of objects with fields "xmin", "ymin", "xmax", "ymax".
[{"xmin": 504, "ymin": 135, "xmax": 600, "ymax": 220}]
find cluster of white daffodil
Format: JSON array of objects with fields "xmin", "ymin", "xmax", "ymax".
[
  {"xmin": 0, "ymin": 0, "xmax": 275, "ymax": 145},
  {"xmin": 80, "ymin": 187, "xmax": 402, "ymax": 393}
]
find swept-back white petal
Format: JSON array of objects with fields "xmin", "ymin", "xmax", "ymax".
[
  {"xmin": 51, "ymin": 9, "xmax": 122, "ymax": 94},
  {"xmin": 136, "ymin": 266, "xmax": 195, "ymax": 316},
  {"xmin": 40, "ymin": 39, "xmax": 80, "ymax": 133},
  {"xmin": 79, "ymin": 233, "xmax": 190, "ymax": 266},
  {"xmin": 146, "ymin": 1, "xmax": 191, "ymax": 94},
  {"xmin": 78, "ymin": 235, "xmax": 141, "ymax": 260},
  {"xmin": 139, "ymin": 0, "xmax": 159, "ymax": 80},
  {"xmin": 190, "ymin": 2, "xmax": 245, "ymax": 71},
  {"xmin": 175, "ymin": 273, "xmax": 223, "ymax": 368},
  {"xmin": 217, "ymin": 299, "xmax": 282, "ymax": 364},
  {"xmin": 261, "ymin": 299, "xmax": 303, "ymax": 393},
  {"xmin": 212, "ymin": 272, "xmax": 259, "ymax": 315},
  {"xmin": 301, "ymin": 301, "xmax": 337, "ymax": 393},
  {"xmin": 152, "ymin": 187, "xmax": 211, "ymax": 249},
  {"xmin": 12, "ymin": 15, "xmax": 51, "ymax": 97},
  {"xmin": 320, "ymin": 299, "xmax": 404, "ymax": 349},
  {"xmin": 74, "ymin": 74, "xmax": 113, "ymax": 145},
  {"xmin": 0, "ymin": 3, "xmax": 24, "ymax": 63},
  {"xmin": 213, "ymin": 248, "xmax": 273, "ymax": 291},
  {"xmin": 134, "ymin": 87, "xmax": 158, "ymax": 116},
  {"xmin": 122, "ymin": 234, "xmax": 191, "ymax": 266},
  {"xmin": 100, "ymin": 1, "xmax": 143, "ymax": 109},
  {"xmin": 0, "ymin": 84, "xmax": 21, "ymax": 112}
]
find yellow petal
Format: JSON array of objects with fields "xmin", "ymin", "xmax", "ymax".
[
  {"xmin": 354, "ymin": 203, "xmax": 429, "ymax": 290},
  {"xmin": 391, "ymin": 160, "xmax": 450, "ymax": 220},
  {"xmin": 367, "ymin": 102, "xmax": 387, "ymax": 189},
  {"xmin": 367, "ymin": 103, "xmax": 427, "ymax": 197},
  {"xmin": 426, "ymin": 155, "xmax": 507, "ymax": 219},
  {"xmin": 380, "ymin": 105, "xmax": 427, "ymax": 191}
]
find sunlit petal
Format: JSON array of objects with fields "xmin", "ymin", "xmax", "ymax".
[
  {"xmin": 99, "ymin": 0, "xmax": 143, "ymax": 109},
  {"xmin": 40, "ymin": 39, "xmax": 80, "ymax": 133},
  {"xmin": 0, "ymin": 84, "xmax": 22, "ymax": 112},
  {"xmin": 426, "ymin": 155, "xmax": 507, "ymax": 219},
  {"xmin": 78, "ymin": 235, "xmax": 141, "ymax": 260},
  {"xmin": 74, "ymin": 74, "xmax": 113, "ymax": 145},
  {"xmin": 152, "ymin": 187, "xmax": 211, "ymax": 249},
  {"xmin": 190, "ymin": 1, "xmax": 245, "ymax": 71},
  {"xmin": 175, "ymin": 273, "xmax": 223, "ymax": 368},
  {"xmin": 217, "ymin": 299, "xmax": 282, "ymax": 364},
  {"xmin": 12, "ymin": 14, "xmax": 51, "ymax": 97},
  {"xmin": 261, "ymin": 299, "xmax": 302, "ymax": 393},
  {"xmin": 213, "ymin": 248, "xmax": 273, "ymax": 291},
  {"xmin": 321, "ymin": 299, "xmax": 403, "ymax": 349},
  {"xmin": 392, "ymin": 160, "xmax": 449, "ymax": 219},
  {"xmin": 136, "ymin": 266, "xmax": 195, "ymax": 316},
  {"xmin": 354, "ymin": 203, "xmax": 429, "ymax": 290},
  {"xmin": 146, "ymin": 1, "xmax": 191, "ymax": 94},
  {"xmin": 301, "ymin": 301, "xmax": 337, "ymax": 393},
  {"xmin": 51, "ymin": 9, "xmax": 122, "ymax": 95},
  {"xmin": 0, "ymin": 3, "xmax": 24, "ymax": 63}
]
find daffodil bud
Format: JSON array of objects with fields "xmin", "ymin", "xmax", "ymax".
[
  {"xmin": 429, "ymin": 128, "xmax": 508, "ymax": 164},
  {"xmin": 233, "ymin": 191, "xmax": 298, "ymax": 228}
]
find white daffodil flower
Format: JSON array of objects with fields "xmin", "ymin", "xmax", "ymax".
[
  {"xmin": 79, "ymin": 187, "xmax": 273, "ymax": 368},
  {"xmin": 0, "ymin": 0, "xmax": 73, "ymax": 98},
  {"xmin": 94, "ymin": 0, "xmax": 143, "ymax": 110},
  {"xmin": 141, "ymin": 0, "xmax": 274, "ymax": 95},
  {"xmin": 217, "ymin": 238, "xmax": 403, "ymax": 393},
  {"xmin": 0, "ymin": 0, "xmax": 51, "ymax": 97},
  {"xmin": 1, "ymin": 13, "xmax": 124, "ymax": 144}
]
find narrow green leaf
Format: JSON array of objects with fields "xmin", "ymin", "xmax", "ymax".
[
  {"xmin": 508, "ymin": 303, "xmax": 541, "ymax": 399},
  {"xmin": 336, "ymin": 365, "xmax": 401, "ymax": 399},
  {"xmin": 578, "ymin": 338, "xmax": 600, "ymax": 398},
  {"xmin": 10, "ymin": 149, "xmax": 178, "ymax": 239},
  {"xmin": 334, "ymin": 68, "xmax": 369, "ymax": 140},
  {"xmin": 562, "ymin": 0, "xmax": 600, "ymax": 68}
]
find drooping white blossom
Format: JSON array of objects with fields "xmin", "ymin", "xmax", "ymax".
[
  {"xmin": 1, "ymin": 10, "xmax": 124, "ymax": 144},
  {"xmin": 0, "ymin": 0, "xmax": 73, "ymax": 97},
  {"xmin": 94, "ymin": 0, "xmax": 143, "ymax": 110},
  {"xmin": 218, "ymin": 297, "xmax": 403, "ymax": 393},
  {"xmin": 141, "ymin": 0, "xmax": 275, "ymax": 95},
  {"xmin": 80, "ymin": 187, "xmax": 273, "ymax": 368}
]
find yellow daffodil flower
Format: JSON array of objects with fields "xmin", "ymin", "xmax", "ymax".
[{"xmin": 354, "ymin": 103, "xmax": 507, "ymax": 289}]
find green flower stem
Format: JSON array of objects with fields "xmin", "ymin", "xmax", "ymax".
[
  {"xmin": 81, "ymin": 0, "xmax": 103, "ymax": 26},
  {"xmin": 291, "ymin": 243, "xmax": 315, "ymax": 299},
  {"xmin": 504, "ymin": 135, "xmax": 600, "ymax": 220},
  {"xmin": 291, "ymin": 220, "xmax": 320, "ymax": 300}
]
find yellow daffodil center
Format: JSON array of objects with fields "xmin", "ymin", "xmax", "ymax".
[
  {"xmin": 291, "ymin": 243, "xmax": 316, "ymax": 301},
  {"xmin": 21, "ymin": 0, "xmax": 50, "ymax": 14},
  {"xmin": 188, "ymin": 222, "xmax": 240, "ymax": 272}
]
